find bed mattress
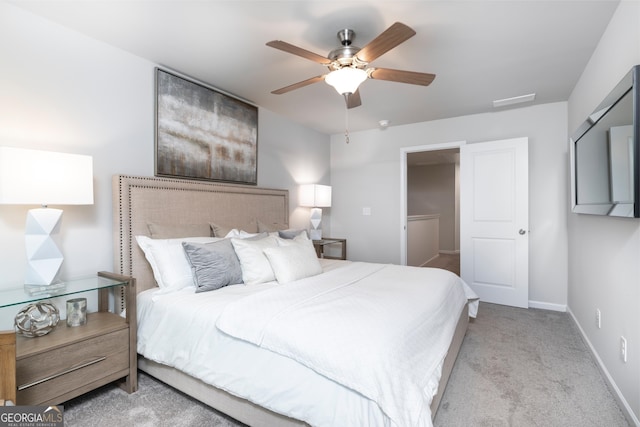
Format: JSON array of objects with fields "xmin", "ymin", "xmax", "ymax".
[{"xmin": 137, "ymin": 260, "xmax": 477, "ymax": 426}]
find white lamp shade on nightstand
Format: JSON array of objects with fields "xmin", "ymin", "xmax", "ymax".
[
  {"xmin": 300, "ymin": 184, "xmax": 331, "ymax": 240},
  {"xmin": 0, "ymin": 147, "xmax": 93, "ymax": 205},
  {"xmin": 0, "ymin": 147, "xmax": 94, "ymax": 285}
]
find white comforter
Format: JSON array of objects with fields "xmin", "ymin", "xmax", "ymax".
[
  {"xmin": 137, "ymin": 261, "xmax": 477, "ymax": 427},
  {"xmin": 217, "ymin": 262, "xmax": 477, "ymax": 427}
]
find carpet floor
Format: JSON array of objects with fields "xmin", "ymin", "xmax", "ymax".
[
  {"xmin": 425, "ymin": 253, "xmax": 460, "ymax": 276},
  {"xmin": 62, "ymin": 302, "xmax": 629, "ymax": 426},
  {"xmin": 433, "ymin": 302, "xmax": 629, "ymax": 426}
]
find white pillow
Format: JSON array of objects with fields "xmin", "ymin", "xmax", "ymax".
[
  {"xmin": 135, "ymin": 235, "xmax": 220, "ymax": 292},
  {"xmin": 224, "ymin": 229, "xmax": 263, "ymax": 239},
  {"xmin": 264, "ymin": 238, "xmax": 322, "ymax": 284},
  {"xmin": 224, "ymin": 229, "xmax": 241, "ymax": 238},
  {"xmin": 231, "ymin": 235, "xmax": 279, "ymax": 285}
]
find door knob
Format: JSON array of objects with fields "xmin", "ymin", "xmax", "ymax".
[{"xmin": 519, "ymin": 229, "xmax": 526, "ymax": 235}]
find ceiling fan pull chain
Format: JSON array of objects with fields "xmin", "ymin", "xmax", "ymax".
[{"xmin": 345, "ymin": 99, "xmax": 350, "ymax": 144}]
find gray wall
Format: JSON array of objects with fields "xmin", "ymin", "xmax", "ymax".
[
  {"xmin": 330, "ymin": 101, "xmax": 569, "ymax": 311},
  {"xmin": 566, "ymin": 1, "xmax": 640, "ymax": 422},
  {"xmin": 0, "ymin": 3, "xmax": 330, "ymax": 326},
  {"xmin": 407, "ymin": 163, "xmax": 457, "ymax": 252}
]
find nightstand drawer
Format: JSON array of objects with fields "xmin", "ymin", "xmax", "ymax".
[{"xmin": 16, "ymin": 328, "xmax": 129, "ymax": 405}]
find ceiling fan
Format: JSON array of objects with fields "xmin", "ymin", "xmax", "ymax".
[{"xmin": 266, "ymin": 22, "xmax": 436, "ymax": 109}]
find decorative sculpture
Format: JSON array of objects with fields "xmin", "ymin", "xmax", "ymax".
[{"xmin": 15, "ymin": 302, "xmax": 60, "ymax": 337}]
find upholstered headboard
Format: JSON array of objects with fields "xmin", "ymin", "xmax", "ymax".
[{"xmin": 112, "ymin": 175, "xmax": 289, "ymax": 294}]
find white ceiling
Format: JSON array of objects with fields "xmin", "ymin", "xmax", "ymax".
[{"xmin": 12, "ymin": 0, "xmax": 619, "ymax": 135}]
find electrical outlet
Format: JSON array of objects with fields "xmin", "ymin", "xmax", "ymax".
[
  {"xmin": 621, "ymin": 336, "xmax": 628, "ymax": 363},
  {"xmin": 596, "ymin": 309, "xmax": 601, "ymax": 329}
]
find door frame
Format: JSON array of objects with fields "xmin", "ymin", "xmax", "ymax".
[{"xmin": 399, "ymin": 140, "xmax": 466, "ymax": 266}]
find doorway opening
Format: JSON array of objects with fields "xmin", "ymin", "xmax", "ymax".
[{"xmin": 399, "ymin": 141, "xmax": 465, "ymax": 271}]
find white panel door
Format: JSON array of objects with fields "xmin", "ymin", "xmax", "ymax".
[{"xmin": 460, "ymin": 137, "xmax": 529, "ymax": 308}]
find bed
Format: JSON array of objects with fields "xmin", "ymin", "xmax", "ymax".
[{"xmin": 112, "ymin": 174, "xmax": 477, "ymax": 427}]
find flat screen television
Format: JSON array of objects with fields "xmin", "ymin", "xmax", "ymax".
[{"xmin": 570, "ymin": 65, "xmax": 639, "ymax": 217}]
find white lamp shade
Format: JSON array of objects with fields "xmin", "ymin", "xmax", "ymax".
[
  {"xmin": 300, "ymin": 184, "xmax": 332, "ymax": 207},
  {"xmin": 325, "ymin": 67, "xmax": 368, "ymax": 95},
  {"xmin": 0, "ymin": 147, "xmax": 93, "ymax": 206}
]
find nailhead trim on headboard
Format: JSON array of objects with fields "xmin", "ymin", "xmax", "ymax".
[{"xmin": 113, "ymin": 174, "xmax": 289, "ymax": 304}]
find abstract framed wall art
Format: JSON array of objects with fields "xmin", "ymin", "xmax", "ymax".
[{"xmin": 155, "ymin": 68, "xmax": 258, "ymax": 185}]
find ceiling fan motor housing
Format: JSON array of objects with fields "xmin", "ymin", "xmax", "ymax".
[
  {"xmin": 337, "ymin": 29, "xmax": 355, "ymax": 46},
  {"xmin": 329, "ymin": 29, "xmax": 363, "ymax": 69}
]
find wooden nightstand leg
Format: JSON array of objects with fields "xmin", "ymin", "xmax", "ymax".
[
  {"xmin": 119, "ymin": 275, "xmax": 138, "ymax": 393},
  {"xmin": 0, "ymin": 331, "xmax": 16, "ymax": 404},
  {"xmin": 97, "ymin": 288, "xmax": 109, "ymax": 312},
  {"xmin": 98, "ymin": 271, "xmax": 138, "ymax": 394}
]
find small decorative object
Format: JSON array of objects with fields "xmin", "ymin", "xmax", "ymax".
[
  {"xmin": 15, "ymin": 302, "xmax": 60, "ymax": 337},
  {"xmin": 66, "ymin": 298, "xmax": 87, "ymax": 327}
]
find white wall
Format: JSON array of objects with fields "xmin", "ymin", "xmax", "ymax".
[
  {"xmin": 0, "ymin": 3, "xmax": 329, "ymax": 327},
  {"xmin": 330, "ymin": 102, "xmax": 569, "ymax": 309},
  {"xmin": 406, "ymin": 215, "xmax": 440, "ymax": 267},
  {"xmin": 566, "ymin": 0, "xmax": 640, "ymax": 422},
  {"xmin": 257, "ymin": 108, "xmax": 331, "ymax": 232}
]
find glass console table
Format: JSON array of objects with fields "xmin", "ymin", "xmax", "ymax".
[{"xmin": 0, "ymin": 272, "xmax": 129, "ymax": 310}]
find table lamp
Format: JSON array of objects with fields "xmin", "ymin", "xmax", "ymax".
[
  {"xmin": 299, "ymin": 184, "xmax": 331, "ymax": 240},
  {"xmin": 0, "ymin": 147, "xmax": 94, "ymax": 285}
]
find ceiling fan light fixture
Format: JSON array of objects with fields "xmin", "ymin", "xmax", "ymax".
[{"xmin": 325, "ymin": 67, "xmax": 368, "ymax": 95}]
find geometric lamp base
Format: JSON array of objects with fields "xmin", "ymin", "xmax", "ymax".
[
  {"xmin": 24, "ymin": 208, "xmax": 64, "ymax": 285},
  {"xmin": 309, "ymin": 207, "xmax": 323, "ymax": 241}
]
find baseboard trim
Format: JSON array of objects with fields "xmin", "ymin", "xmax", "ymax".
[
  {"xmin": 419, "ymin": 253, "xmax": 440, "ymax": 268},
  {"xmin": 528, "ymin": 300, "xmax": 566, "ymax": 312},
  {"xmin": 567, "ymin": 307, "xmax": 640, "ymax": 427},
  {"xmin": 439, "ymin": 250, "xmax": 460, "ymax": 255}
]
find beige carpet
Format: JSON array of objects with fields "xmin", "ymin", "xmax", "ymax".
[
  {"xmin": 434, "ymin": 303, "xmax": 629, "ymax": 426},
  {"xmin": 425, "ymin": 253, "xmax": 460, "ymax": 276},
  {"xmin": 62, "ymin": 303, "xmax": 629, "ymax": 426}
]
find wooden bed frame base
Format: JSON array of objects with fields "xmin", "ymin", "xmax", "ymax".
[{"xmin": 113, "ymin": 174, "xmax": 469, "ymax": 426}]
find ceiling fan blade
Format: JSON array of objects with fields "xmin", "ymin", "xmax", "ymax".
[
  {"xmin": 355, "ymin": 22, "xmax": 416, "ymax": 64},
  {"xmin": 369, "ymin": 68, "xmax": 436, "ymax": 86},
  {"xmin": 345, "ymin": 90, "xmax": 362, "ymax": 109},
  {"xmin": 271, "ymin": 75, "xmax": 325, "ymax": 95},
  {"xmin": 266, "ymin": 40, "xmax": 331, "ymax": 65}
]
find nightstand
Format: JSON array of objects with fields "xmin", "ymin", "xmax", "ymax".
[
  {"xmin": 313, "ymin": 238, "xmax": 347, "ymax": 260},
  {"xmin": 0, "ymin": 271, "xmax": 137, "ymax": 405}
]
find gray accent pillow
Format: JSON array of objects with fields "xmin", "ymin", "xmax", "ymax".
[
  {"xmin": 182, "ymin": 239, "xmax": 243, "ymax": 293},
  {"xmin": 278, "ymin": 229, "xmax": 308, "ymax": 239}
]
